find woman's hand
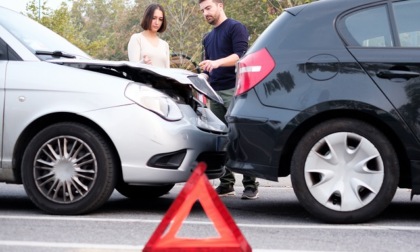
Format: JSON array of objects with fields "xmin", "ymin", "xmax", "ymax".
[{"xmin": 143, "ymin": 55, "xmax": 152, "ymax": 65}]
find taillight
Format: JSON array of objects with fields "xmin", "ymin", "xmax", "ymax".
[{"xmin": 235, "ymin": 48, "xmax": 275, "ymax": 96}]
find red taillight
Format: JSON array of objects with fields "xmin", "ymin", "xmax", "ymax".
[{"xmin": 235, "ymin": 48, "xmax": 275, "ymax": 96}]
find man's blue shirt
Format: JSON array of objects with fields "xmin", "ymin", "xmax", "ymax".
[{"xmin": 202, "ymin": 18, "xmax": 249, "ymax": 91}]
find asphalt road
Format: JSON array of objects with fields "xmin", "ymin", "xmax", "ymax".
[{"xmin": 1, "ymin": 179, "xmax": 420, "ymax": 252}]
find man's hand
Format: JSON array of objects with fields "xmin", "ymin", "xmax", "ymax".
[{"xmin": 199, "ymin": 60, "xmax": 219, "ymax": 72}]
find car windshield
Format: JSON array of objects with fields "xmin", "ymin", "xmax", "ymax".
[{"xmin": 0, "ymin": 7, "xmax": 90, "ymax": 60}]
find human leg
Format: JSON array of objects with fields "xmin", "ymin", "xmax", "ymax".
[
  {"xmin": 242, "ymin": 175, "xmax": 259, "ymax": 189},
  {"xmin": 209, "ymin": 99, "xmax": 227, "ymax": 124},
  {"xmin": 215, "ymin": 168, "xmax": 236, "ymax": 196},
  {"xmin": 241, "ymin": 175, "xmax": 259, "ymax": 200},
  {"xmin": 209, "ymin": 88, "xmax": 234, "ymax": 123},
  {"xmin": 210, "ymin": 88, "xmax": 236, "ymax": 195}
]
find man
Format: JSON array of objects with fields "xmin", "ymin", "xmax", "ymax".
[{"xmin": 198, "ymin": 0, "xmax": 259, "ymax": 199}]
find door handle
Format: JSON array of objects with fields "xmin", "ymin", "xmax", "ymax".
[{"xmin": 377, "ymin": 70, "xmax": 420, "ymax": 80}]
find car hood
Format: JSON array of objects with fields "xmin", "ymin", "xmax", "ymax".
[{"xmin": 47, "ymin": 58, "xmax": 223, "ymax": 104}]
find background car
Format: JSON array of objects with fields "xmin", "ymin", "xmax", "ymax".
[
  {"xmin": 226, "ymin": 0, "xmax": 420, "ymax": 223},
  {"xmin": 0, "ymin": 6, "xmax": 227, "ymax": 215}
]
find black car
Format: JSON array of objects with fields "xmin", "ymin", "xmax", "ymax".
[{"xmin": 226, "ymin": 0, "xmax": 420, "ymax": 223}]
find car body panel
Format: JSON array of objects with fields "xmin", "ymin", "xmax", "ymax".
[{"xmin": 2, "ymin": 61, "xmax": 130, "ymax": 167}]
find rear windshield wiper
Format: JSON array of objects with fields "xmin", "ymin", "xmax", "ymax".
[{"xmin": 35, "ymin": 50, "xmax": 76, "ymax": 59}]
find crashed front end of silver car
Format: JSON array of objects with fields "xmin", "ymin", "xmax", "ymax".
[{"xmin": 49, "ymin": 59, "xmax": 228, "ymax": 178}]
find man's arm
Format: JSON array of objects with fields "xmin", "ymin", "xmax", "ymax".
[{"xmin": 199, "ymin": 53, "xmax": 239, "ymax": 73}]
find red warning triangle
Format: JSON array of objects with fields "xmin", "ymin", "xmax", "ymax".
[{"xmin": 143, "ymin": 162, "xmax": 252, "ymax": 252}]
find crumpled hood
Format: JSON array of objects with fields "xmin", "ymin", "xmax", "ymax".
[{"xmin": 47, "ymin": 58, "xmax": 223, "ymax": 104}]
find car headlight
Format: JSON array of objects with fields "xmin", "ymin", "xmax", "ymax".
[{"xmin": 125, "ymin": 83, "xmax": 183, "ymax": 121}]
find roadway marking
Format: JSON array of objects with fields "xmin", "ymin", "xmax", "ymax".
[
  {"xmin": 0, "ymin": 240, "xmax": 142, "ymax": 250},
  {"xmin": 1, "ymin": 215, "xmax": 420, "ymax": 231},
  {"xmin": 0, "ymin": 241, "xmax": 301, "ymax": 252}
]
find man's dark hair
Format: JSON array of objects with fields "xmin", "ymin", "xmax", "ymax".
[{"xmin": 141, "ymin": 3, "xmax": 167, "ymax": 33}]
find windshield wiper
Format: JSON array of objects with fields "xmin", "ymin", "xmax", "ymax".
[{"xmin": 35, "ymin": 50, "xmax": 76, "ymax": 59}]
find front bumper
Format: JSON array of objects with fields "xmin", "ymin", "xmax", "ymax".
[{"xmin": 83, "ymin": 103, "xmax": 227, "ymax": 184}]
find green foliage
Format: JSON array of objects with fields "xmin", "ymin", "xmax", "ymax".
[
  {"xmin": 223, "ymin": 0, "xmax": 279, "ymax": 44},
  {"xmin": 24, "ymin": 0, "xmax": 313, "ymax": 63},
  {"xmin": 25, "ymin": 0, "xmax": 51, "ymax": 20}
]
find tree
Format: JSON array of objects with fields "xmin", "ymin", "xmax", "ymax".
[
  {"xmin": 68, "ymin": 0, "xmax": 131, "ymax": 59},
  {"xmin": 224, "ymin": 0, "xmax": 279, "ymax": 44},
  {"xmin": 25, "ymin": 0, "xmax": 51, "ymax": 21},
  {"xmin": 162, "ymin": 0, "xmax": 208, "ymax": 66}
]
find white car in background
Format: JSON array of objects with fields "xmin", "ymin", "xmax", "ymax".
[{"xmin": 0, "ymin": 6, "xmax": 227, "ymax": 214}]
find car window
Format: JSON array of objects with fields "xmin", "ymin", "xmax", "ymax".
[
  {"xmin": 0, "ymin": 38, "xmax": 6, "ymax": 60},
  {"xmin": 393, "ymin": 0, "xmax": 420, "ymax": 47},
  {"xmin": 0, "ymin": 8, "xmax": 90, "ymax": 60},
  {"xmin": 340, "ymin": 5, "xmax": 393, "ymax": 47},
  {"xmin": 0, "ymin": 38, "xmax": 21, "ymax": 61}
]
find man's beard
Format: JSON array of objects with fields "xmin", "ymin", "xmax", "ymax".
[{"xmin": 206, "ymin": 16, "xmax": 216, "ymax": 25}]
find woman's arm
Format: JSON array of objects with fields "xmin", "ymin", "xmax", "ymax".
[{"xmin": 127, "ymin": 34, "xmax": 141, "ymax": 62}]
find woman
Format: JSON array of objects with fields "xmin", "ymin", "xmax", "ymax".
[{"xmin": 128, "ymin": 3, "xmax": 170, "ymax": 68}]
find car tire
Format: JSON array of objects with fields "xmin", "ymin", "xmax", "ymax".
[
  {"xmin": 21, "ymin": 122, "xmax": 116, "ymax": 215},
  {"xmin": 116, "ymin": 183, "xmax": 174, "ymax": 199},
  {"xmin": 290, "ymin": 118, "xmax": 399, "ymax": 223}
]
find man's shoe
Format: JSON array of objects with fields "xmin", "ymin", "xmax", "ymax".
[
  {"xmin": 241, "ymin": 187, "xmax": 259, "ymax": 199},
  {"xmin": 215, "ymin": 186, "xmax": 235, "ymax": 196}
]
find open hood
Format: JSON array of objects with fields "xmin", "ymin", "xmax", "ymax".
[{"xmin": 47, "ymin": 58, "xmax": 223, "ymax": 104}]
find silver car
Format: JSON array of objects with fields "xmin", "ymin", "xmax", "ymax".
[{"xmin": 0, "ymin": 7, "xmax": 227, "ymax": 214}]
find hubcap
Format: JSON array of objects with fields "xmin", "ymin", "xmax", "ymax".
[
  {"xmin": 33, "ymin": 136, "xmax": 97, "ymax": 204},
  {"xmin": 304, "ymin": 132, "xmax": 384, "ymax": 211}
]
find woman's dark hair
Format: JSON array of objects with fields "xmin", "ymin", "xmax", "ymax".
[{"xmin": 140, "ymin": 3, "xmax": 167, "ymax": 33}]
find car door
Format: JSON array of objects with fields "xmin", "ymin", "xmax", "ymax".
[{"xmin": 339, "ymin": 0, "xmax": 420, "ymax": 141}]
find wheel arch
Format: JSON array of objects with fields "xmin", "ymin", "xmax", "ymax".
[
  {"xmin": 278, "ymin": 108, "xmax": 411, "ymax": 188},
  {"xmin": 12, "ymin": 112, "xmax": 122, "ymax": 184}
]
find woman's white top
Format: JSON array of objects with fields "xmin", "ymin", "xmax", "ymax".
[{"xmin": 127, "ymin": 32, "xmax": 170, "ymax": 68}]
